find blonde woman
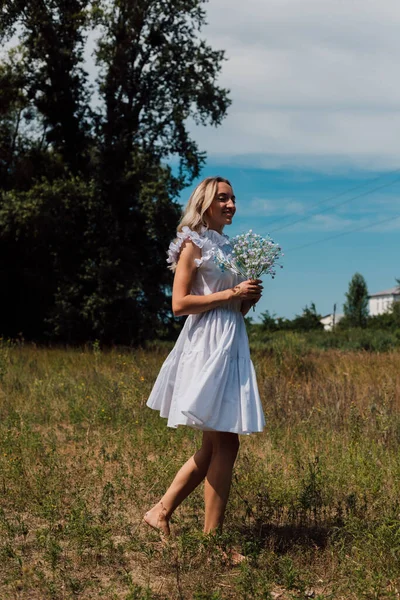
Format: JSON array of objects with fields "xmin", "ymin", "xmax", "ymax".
[{"xmin": 145, "ymin": 176, "xmax": 265, "ymax": 541}]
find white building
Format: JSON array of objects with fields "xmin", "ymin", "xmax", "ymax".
[
  {"xmin": 368, "ymin": 286, "xmax": 400, "ymax": 316},
  {"xmin": 320, "ymin": 313, "xmax": 344, "ymax": 331}
]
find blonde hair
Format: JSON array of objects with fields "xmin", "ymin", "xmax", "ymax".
[{"xmin": 177, "ymin": 176, "xmax": 232, "ymax": 233}]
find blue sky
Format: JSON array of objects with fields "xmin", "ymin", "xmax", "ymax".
[
  {"xmin": 5, "ymin": 0, "xmax": 399, "ymax": 321},
  {"xmin": 177, "ymin": 0, "xmax": 400, "ymax": 321},
  {"xmin": 181, "ymin": 166, "xmax": 400, "ymax": 320}
]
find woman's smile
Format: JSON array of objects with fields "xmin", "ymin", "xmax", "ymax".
[{"xmin": 206, "ymin": 181, "xmax": 236, "ymax": 232}]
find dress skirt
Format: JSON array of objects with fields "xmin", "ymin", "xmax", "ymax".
[{"xmin": 146, "ymin": 305, "xmax": 265, "ymax": 435}]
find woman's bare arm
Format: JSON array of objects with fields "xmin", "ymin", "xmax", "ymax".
[
  {"xmin": 241, "ymin": 300, "xmax": 255, "ymax": 316},
  {"xmin": 172, "ymin": 240, "xmax": 262, "ymax": 317}
]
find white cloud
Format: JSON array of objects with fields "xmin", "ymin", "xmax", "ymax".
[
  {"xmin": 239, "ymin": 197, "xmax": 307, "ymax": 216},
  {"xmin": 241, "ymin": 185, "xmax": 400, "ymax": 233},
  {"xmin": 303, "ymin": 213, "xmax": 356, "ymax": 231},
  {"xmin": 5, "ymin": 1, "xmax": 400, "ymax": 172},
  {"xmin": 192, "ymin": 0, "xmax": 400, "ymax": 169},
  {"xmin": 272, "ymin": 204, "xmax": 400, "ymax": 233}
]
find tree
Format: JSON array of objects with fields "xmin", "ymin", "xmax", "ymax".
[
  {"xmin": 260, "ymin": 310, "xmax": 278, "ymax": 332},
  {"xmin": 67, "ymin": 0, "xmax": 230, "ymax": 343},
  {"xmin": 290, "ymin": 303, "xmax": 324, "ymax": 332},
  {"xmin": 0, "ymin": 177, "xmax": 93, "ymax": 340},
  {"xmin": 244, "ymin": 315, "xmax": 253, "ymax": 334},
  {"xmin": 368, "ymin": 301, "xmax": 400, "ymax": 330},
  {"xmin": 94, "ymin": 0, "xmax": 230, "ymax": 189},
  {"xmin": 0, "ymin": 1, "xmax": 95, "ymax": 341},
  {"xmin": 259, "ymin": 305, "xmax": 323, "ymax": 333},
  {"xmin": 0, "ymin": 0, "xmax": 231, "ymax": 343},
  {"xmin": 0, "ymin": 0, "xmax": 93, "ymax": 177},
  {"xmin": 342, "ymin": 273, "xmax": 369, "ymax": 328},
  {"xmin": 0, "ymin": 49, "xmax": 31, "ymax": 191},
  {"xmin": 367, "ymin": 278, "xmax": 400, "ymax": 331}
]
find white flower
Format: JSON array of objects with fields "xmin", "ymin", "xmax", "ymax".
[{"xmin": 214, "ymin": 230, "xmax": 283, "ymax": 279}]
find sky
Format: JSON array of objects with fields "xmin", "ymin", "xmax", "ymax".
[
  {"xmin": 3, "ymin": 2, "xmax": 399, "ymax": 321},
  {"xmin": 179, "ymin": 0, "xmax": 400, "ymax": 320}
]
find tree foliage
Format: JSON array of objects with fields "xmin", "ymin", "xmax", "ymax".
[
  {"xmin": 290, "ymin": 303, "xmax": 324, "ymax": 332},
  {"xmin": 260, "ymin": 304, "xmax": 323, "ymax": 332},
  {"xmin": 260, "ymin": 310, "xmax": 279, "ymax": 332},
  {"xmin": 0, "ymin": 0, "xmax": 230, "ymax": 343},
  {"xmin": 368, "ymin": 301, "xmax": 400, "ymax": 330},
  {"xmin": 342, "ymin": 272, "xmax": 369, "ymax": 329},
  {"xmin": 367, "ymin": 278, "xmax": 400, "ymax": 331}
]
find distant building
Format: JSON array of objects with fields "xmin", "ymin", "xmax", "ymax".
[
  {"xmin": 320, "ymin": 313, "xmax": 344, "ymax": 331},
  {"xmin": 368, "ymin": 286, "xmax": 400, "ymax": 316}
]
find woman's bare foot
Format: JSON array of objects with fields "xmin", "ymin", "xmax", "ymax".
[
  {"xmin": 219, "ymin": 548, "xmax": 246, "ymax": 566},
  {"xmin": 227, "ymin": 549, "xmax": 246, "ymax": 565},
  {"xmin": 143, "ymin": 502, "xmax": 170, "ymax": 536},
  {"xmin": 206, "ymin": 547, "xmax": 246, "ymax": 566}
]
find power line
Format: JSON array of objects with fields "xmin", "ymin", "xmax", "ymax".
[
  {"xmin": 285, "ymin": 213, "xmax": 400, "ymax": 254},
  {"xmin": 266, "ymin": 171, "xmax": 394, "ymax": 228},
  {"xmin": 269, "ymin": 167, "xmax": 400, "ymax": 233},
  {"xmin": 269, "ymin": 174, "xmax": 400, "ymax": 234}
]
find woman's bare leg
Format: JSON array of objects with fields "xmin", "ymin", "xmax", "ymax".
[
  {"xmin": 203, "ymin": 432, "xmax": 240, "ymax": 533},
  {"xmin": 144, "ymin": 431, "xmax": 214, "ymax": 535}
]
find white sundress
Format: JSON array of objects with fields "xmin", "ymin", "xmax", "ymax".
[{"xmin": 146, "ymin": 226, "xmax": 265, "ymax": 435}]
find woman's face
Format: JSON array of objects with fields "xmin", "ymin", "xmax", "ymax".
[{"xmin": 205, "ymin": 182, "xmax": 236, "ymax": 232}]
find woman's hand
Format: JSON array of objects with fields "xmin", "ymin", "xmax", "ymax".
[
  {"xmin": 173, "ymin": 242, "xmax": 264, "ymax": 317},
  {"xmin": 233, "ymin": 280, "xmax": 263, "ymax": 317},
  {"xmin": 231, "ymin": 279, "xmax": 263, "ymax": 301}
]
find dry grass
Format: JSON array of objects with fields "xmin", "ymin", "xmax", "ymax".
[{"xmin": 1, "ymin": 342, "xmax": 400, "ymax": 599}]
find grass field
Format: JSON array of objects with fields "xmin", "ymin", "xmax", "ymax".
[{"xmin": 1, "ymin": 340, "xmax": 400, "ymax": 599}]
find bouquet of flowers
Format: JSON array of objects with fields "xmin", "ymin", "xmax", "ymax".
[{"xmin": 214, "ymin": 230, "xmax": 283, "ymax": 280}]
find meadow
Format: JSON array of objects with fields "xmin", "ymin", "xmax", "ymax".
[{"xmin": 1, "ymin": 339, "xmax": 400, "ymax": 599}]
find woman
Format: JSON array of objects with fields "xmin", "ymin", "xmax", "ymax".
[{"xmin": 145, "ymin": 176, "xmax": 265, "ymax": 538}]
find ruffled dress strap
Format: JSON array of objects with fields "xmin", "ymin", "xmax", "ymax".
[{"xmin": 167, "ymin": 226, "xmax": 206, "ymax": 270}]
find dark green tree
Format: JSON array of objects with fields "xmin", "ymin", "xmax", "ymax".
[
  {"xmin": 0, "ymin": 49, "xmax": 30, "ymax": 191},
  {"xmin": 0, "ymin": 1, "xmax": 94, "ymax": 340},
  {"xmin": 0, "ymin": 0, "xmax": 231, "ymax": 343},
  {"xmin": 56, "ymin": 0, "xmax": 231, "ymax": 343},
  {"xmin": 342, "ymin": 272, "xmax": 369, "ymax": 328},
  {"xmin": 368, "ymin": 301, "xmax": 400, "ymax": 330},
  {"xmin": 290, "ymin": 303, "xmax": 324, "ymax": 332},
  {"xmin": 0, "ymin": 178, "xmax": 93, "ymax": 340},
  {"xmin": 367, "ymin": 278, "xmax": 400, "ymax": 331},
  {"xmin": 0, "ymin": 0, "xmax": 93, "ymax": 176},
  {"xmin": 244, "ymin": 316, "xmax": 254, "ymax": 335},
  {"xmin": 259, "ymin": 306, "xmax": 323, "ymax": 333},
  {"xmin": 260, "ymin": 310, "xmax": 278, "ymax": 332}
]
